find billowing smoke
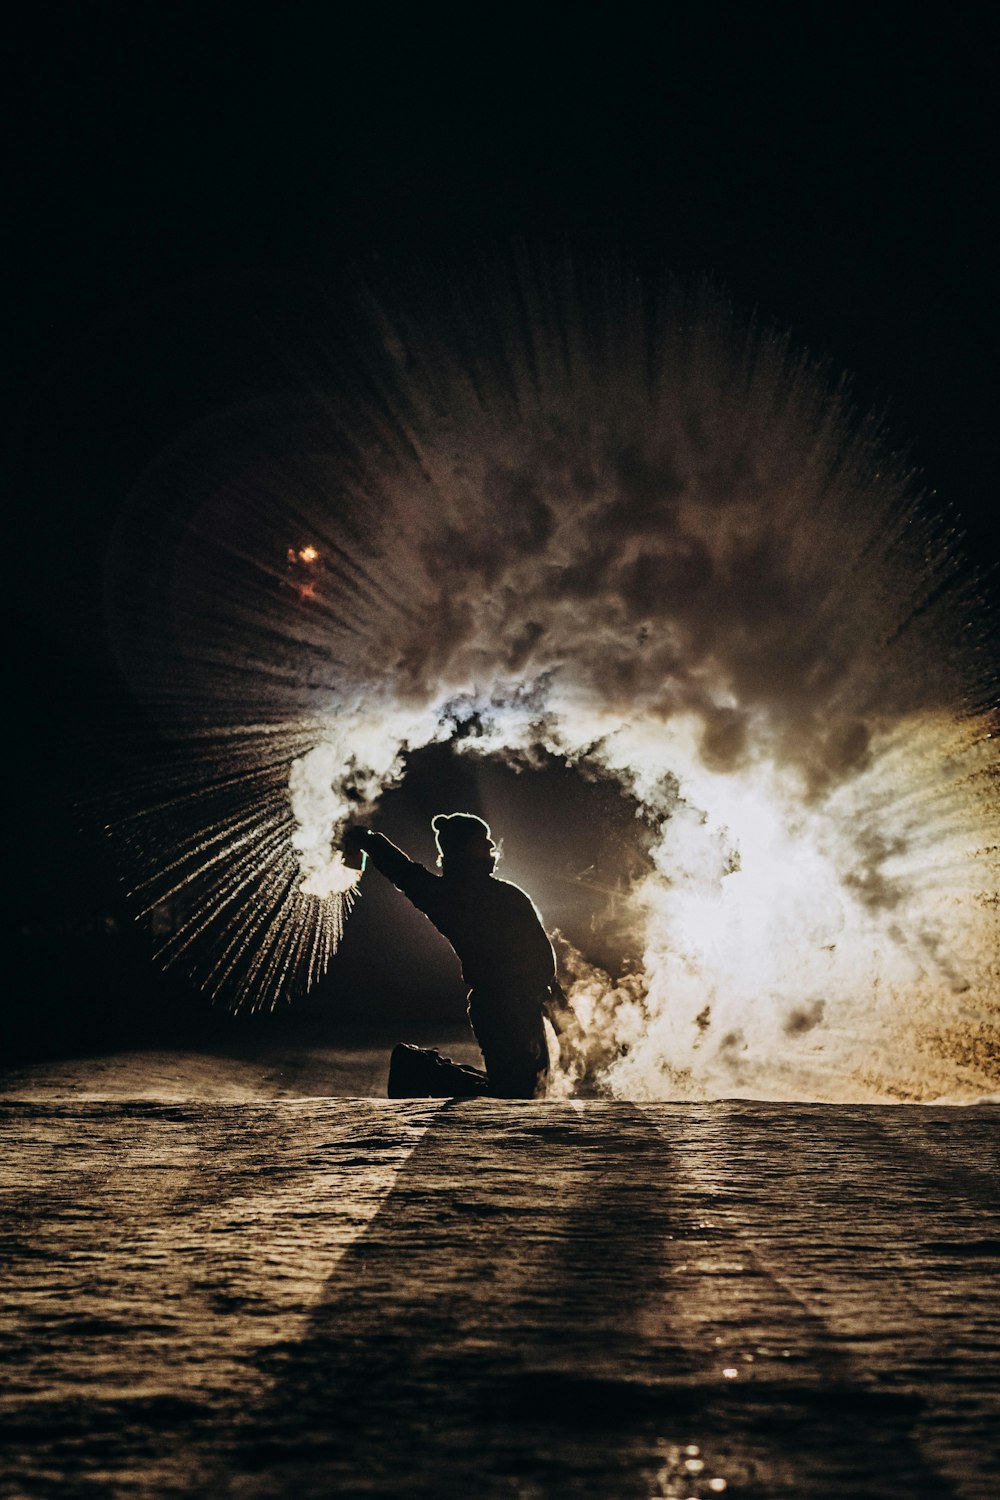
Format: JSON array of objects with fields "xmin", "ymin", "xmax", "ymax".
[{"xmin": 106, "ymin": 266, "xmax": 999, "ymax": 1098}]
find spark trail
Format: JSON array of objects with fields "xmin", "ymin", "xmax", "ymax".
[{"xmin": 106, "ymin": 265, "xmax": 999, "ymax": 1100}]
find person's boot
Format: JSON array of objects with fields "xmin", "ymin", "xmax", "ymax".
[
  {"xmin": 387, "ymin": 1043, "xmax": 439, "ymax": 1097},
  {"xmin": 386, "ymin": 1043, "xmax": 490, "ymax": 1098}
]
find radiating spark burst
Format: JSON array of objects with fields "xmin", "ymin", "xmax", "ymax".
[{"xmin": 105, "ymin": 263, "xmax": 999, "ymax": 1098}]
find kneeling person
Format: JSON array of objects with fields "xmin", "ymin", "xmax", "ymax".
[{"xmin": 343, "ymin": 814, "xmax": 556, "ymax": 1099}]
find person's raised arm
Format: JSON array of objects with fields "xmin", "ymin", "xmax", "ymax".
[{"xmin": 342, "ymin": 828, "xmax": 423, "ymax": 890}]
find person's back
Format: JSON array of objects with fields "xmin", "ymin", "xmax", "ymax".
[{"xmin": 344, "ymin": 813, "xmax": 556, "ymax": 1098}]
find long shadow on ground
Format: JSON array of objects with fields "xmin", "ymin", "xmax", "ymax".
[{"xmin": 227, "ymin": 1102, "xmax": 948, "ymax": 1500}]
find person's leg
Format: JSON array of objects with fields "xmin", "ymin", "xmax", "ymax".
[
  {"xmin": 485, "ymin": 1038, "xmax": 548, "ymax": 1099},
  {"xmin": 468, "ymin": 992, "xmax": 550, "ymax": 1100}
]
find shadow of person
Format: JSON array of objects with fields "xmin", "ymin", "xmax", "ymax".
[
  {"xmin": 222, "ymin": 1102, "xmax": 940, "ymax": 1500},
  {"xmin": 226, "ymin": 1103, "xmax": 685, "ymax": 1497}
]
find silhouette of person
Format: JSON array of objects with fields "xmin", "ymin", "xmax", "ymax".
[{"xmin": 343, "ymin": 814, "xmax": 557, "ymax": 1099}]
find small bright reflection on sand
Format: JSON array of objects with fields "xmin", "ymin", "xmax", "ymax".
[
  {"xmin": 722, "ymin": 1366, "xmax": 739, "ymax": 1379},
  {"xmin": 708, "ymin": 1480, "xmax": 728, "ymax": 1493}
]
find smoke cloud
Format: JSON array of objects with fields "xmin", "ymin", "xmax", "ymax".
[{"xmin": 106, "ymin": 266, "xmax": 999, "ymax": 1099}]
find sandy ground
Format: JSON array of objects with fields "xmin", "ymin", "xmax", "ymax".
[
  {"xmin": 1, "ymin": 1049, "xmax": 998, "ymax": 1498},
  {"xmin": 0, "ymin": 1034, "xmax": 443, "ymax": 1104}
]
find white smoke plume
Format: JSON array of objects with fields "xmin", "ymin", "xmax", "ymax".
[{"xmin": 106, "ymin": 264, "xmax": 999, "ymax": 1098}]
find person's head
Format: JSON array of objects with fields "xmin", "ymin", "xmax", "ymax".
[{"xmin": 431, "ymin": 813, "xmax": 497, "ymax": 875}]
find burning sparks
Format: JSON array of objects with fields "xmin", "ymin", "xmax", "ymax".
[
  {"xmin": 104, "ymin": 265, "xmax": 999, "ymax": 1097},
  {"xmin": 285, "ymin": 544, "xmax": 322, "ymax": 602}
]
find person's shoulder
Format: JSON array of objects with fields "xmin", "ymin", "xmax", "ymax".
[{"xmin": 491, "ymin": 876, "xmax": 541, "ymax": 910}]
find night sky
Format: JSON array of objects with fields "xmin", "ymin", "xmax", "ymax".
[{"xmin": 6, "ymin": 5, "xmax": 996, "ymax": 1058}]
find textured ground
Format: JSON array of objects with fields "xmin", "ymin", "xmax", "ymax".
[{"xmin": 1, "ymin": 1053, "xmax": 998, "ymax": 1498}]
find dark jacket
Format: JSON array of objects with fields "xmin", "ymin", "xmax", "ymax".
[{"xmin": 359, "ymin": 831, "xmax": 556, "ymax": 997}]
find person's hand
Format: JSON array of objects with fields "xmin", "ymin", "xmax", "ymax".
[{"xmin": 342, "ymin": 825, "xmax": 369, "ymax": 871}]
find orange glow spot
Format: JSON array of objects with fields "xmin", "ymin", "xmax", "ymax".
[{"xmin": 298, "ymin": 545, "xmax": 319, "ymax": 563}]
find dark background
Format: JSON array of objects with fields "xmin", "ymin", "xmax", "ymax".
[{"xmin": 6, "ymin": 4, "xmax": 996, "ymax": 1060}]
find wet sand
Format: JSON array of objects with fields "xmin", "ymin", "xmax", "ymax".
[{"xmin": 1, "ymin": 1051, "xmax": 998, "ymax": 1497}]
